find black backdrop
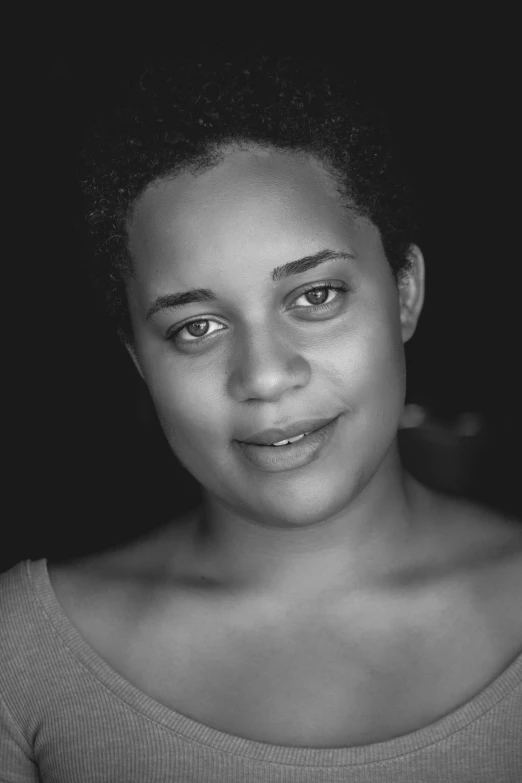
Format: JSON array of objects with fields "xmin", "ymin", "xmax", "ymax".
[{"xmin": 3, "ymin": 39, "xmax": 520, "ymax": 572}]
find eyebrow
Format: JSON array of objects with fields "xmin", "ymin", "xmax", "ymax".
[{"xmin": 145, "ymin": 248, "xmax": 357, "ymax": 321}]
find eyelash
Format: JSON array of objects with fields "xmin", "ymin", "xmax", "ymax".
[{"xmin": 167, "ymin": 282, "xmax": 350, "ymax": 346}]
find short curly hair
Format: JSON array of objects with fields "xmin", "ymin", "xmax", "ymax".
[{"xmin": 79, "ymin": 52, "xmax": 419, "ymax": 348}]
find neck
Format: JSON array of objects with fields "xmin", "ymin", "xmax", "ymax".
[{"xmin": 187, "ymin": 452, "xmax": 435, "ymax": 602}]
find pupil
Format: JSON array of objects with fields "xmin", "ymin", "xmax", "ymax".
[
  {"xmin": 188, "ymin": 321, "xmax": 209, "ymax": 337},
  {"xmin": 308, "ymin": 289, "xmax": 328, "ymax": 305}
]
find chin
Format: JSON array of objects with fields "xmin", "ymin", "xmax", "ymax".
[{"xmin": 245, "ymin": 473, "xmax": 363, "ymax": 530}]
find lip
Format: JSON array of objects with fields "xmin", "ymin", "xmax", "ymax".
[
  {"xmin": 234, "ymin": 414, "xmax": 341, "ymax": 473},
  {"xmin": 237, "ymin": 416, "xmax": 338, "ymax": 446}
]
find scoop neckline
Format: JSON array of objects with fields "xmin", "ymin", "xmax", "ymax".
[{"xmin": 28, "ymin": 556, "xmax": 522, "ymax": 768}]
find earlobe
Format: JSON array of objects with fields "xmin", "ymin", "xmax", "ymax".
[{"xmin": 399, "ymin": 244, "xmax": 425, "ymax": 343}]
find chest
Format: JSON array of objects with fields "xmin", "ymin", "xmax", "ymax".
[{"xmin": 61, "ymin": 577, "xmax": 522, "ymax": 748}]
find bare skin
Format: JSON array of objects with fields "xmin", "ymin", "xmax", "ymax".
[
  {"xmin": 48, "ymin": 488, "xmax": 522, "ymax": 748},
  {"xmin": 49, "ymin": 145, "xmax": 522, "ymax": 747}
]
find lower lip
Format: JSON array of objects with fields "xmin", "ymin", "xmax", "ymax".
[{"xmin": 234, "ymin": 415, "xmax": 341, "ymax": 473}]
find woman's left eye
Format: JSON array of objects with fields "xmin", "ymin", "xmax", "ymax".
[{"xmin": 292, "ymin": 282, "xmax": 349, "ymax": 311}]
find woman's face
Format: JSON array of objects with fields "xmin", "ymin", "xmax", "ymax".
[{"xmin": 126, "ymin": 146, "xmax": 424, "ymax": 529}]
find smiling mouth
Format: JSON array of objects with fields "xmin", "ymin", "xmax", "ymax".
[
  {"xmin": 234, "ymin": 415, "xmax": 341, "ymax": 471},
  {"xmin": 237, "ymin": 415, "xmax": 337, "ymax": 447}
]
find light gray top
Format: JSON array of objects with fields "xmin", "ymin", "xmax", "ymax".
[{"xmin": 1, "ymin": 557, "xmax": 521, "ymax": 781}]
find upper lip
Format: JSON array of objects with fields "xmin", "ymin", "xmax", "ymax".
[{"xmin": 237, "ymin": 416, "xmax": 338, "ymax": 445}]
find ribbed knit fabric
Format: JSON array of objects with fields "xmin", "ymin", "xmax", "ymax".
[{"xmin": 1, "ymin": 558, "xmax": 521, "ymax": 782}]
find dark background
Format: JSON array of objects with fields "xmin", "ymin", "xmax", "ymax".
[{"xmin": 3, "ymin": 39, "xmax": 520, "ymax": 573}]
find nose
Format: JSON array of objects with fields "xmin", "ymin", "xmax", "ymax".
[{"xmin": 228, "ymin": 325, "xmax": 311, "ymax": 403}]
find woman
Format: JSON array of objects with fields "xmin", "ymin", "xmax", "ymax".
[{"xmin": 1, "ymin": 53, "xmax": 521, "ymax": 781}]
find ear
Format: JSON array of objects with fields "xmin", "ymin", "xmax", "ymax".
[
  {"xmin": 118, "ymin": 329, "xmax": 145, "ymax": 382},
  {"xmin": 398, "ymin": 244, "xmax": 425, "ymax": 344}
]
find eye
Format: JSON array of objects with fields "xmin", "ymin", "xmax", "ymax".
[
  {"xmin": 168, "ymin": 318, "xmax": 226, "ymax": 345},
  {"xmin": 292, "ymin": 282, "xmax": 349, "ymax": 312},
  {"xmin": 167, "ymin": 281, "xmax": 350, "ymax": 347}
]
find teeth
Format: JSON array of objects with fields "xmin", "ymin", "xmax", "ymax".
[
  {"xmin": 288, "ymin": 433, "xmax": 306, "ymax": 444},
  {"xmin": 272, "ymin": 433, "xmax": 306, "ymax": 446}
]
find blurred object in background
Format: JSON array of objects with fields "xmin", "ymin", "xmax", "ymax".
[
  {"xmin": 399, "ymin": 403, "xmax": 429, "ymax": 430},
  {"xmin": 398, "ymin": 404, "xmax": 488, "ymax": 498}
]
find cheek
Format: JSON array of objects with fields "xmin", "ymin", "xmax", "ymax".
[
  {"xmin": 368, "ymin": 332, "xmax": 406, "ymax": 439},
  {"xmin": 327, "ymin": 323, "xmax": 405, "ymax": 492},
  {"xmin": 342, "ymin": 317, "xmax": 406, "ymax": 421},
  {"xmin": 144, "ymin": 364, "xmax": 222, "ymax": 449}
]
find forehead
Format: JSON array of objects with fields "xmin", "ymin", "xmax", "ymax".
[{"xmin": 128, "ymin": 147, "xmax": 362, "ymax": 276}]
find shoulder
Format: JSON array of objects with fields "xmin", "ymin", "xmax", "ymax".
[
  {"xmin": 411, "ymin": 479, "xmax": 522, "ymax": 578},
  {"xmin": 439, "ymin": 496, "xmax": 522, "ymax": 638},
  {"xmin": 0, "ymin": 559, "xmax": 55, "ymax": 701},
  {"xmin": 437, "ymin": 493, "xmax": 522, "ymax": 581},
  {"xmin": 0, "ymin": 559, "xmax": 33, "ymax": 631},
  {"xmin": 47, "ymin": 512, "xmax": 198, "ymax": 608},
  {"xmin": 416, "ymin": 485, "xmax": 522, "ymax": 597},
  {"xmin": 446, "ymin": 496, "xmax": 522, "ymax": 561}
]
